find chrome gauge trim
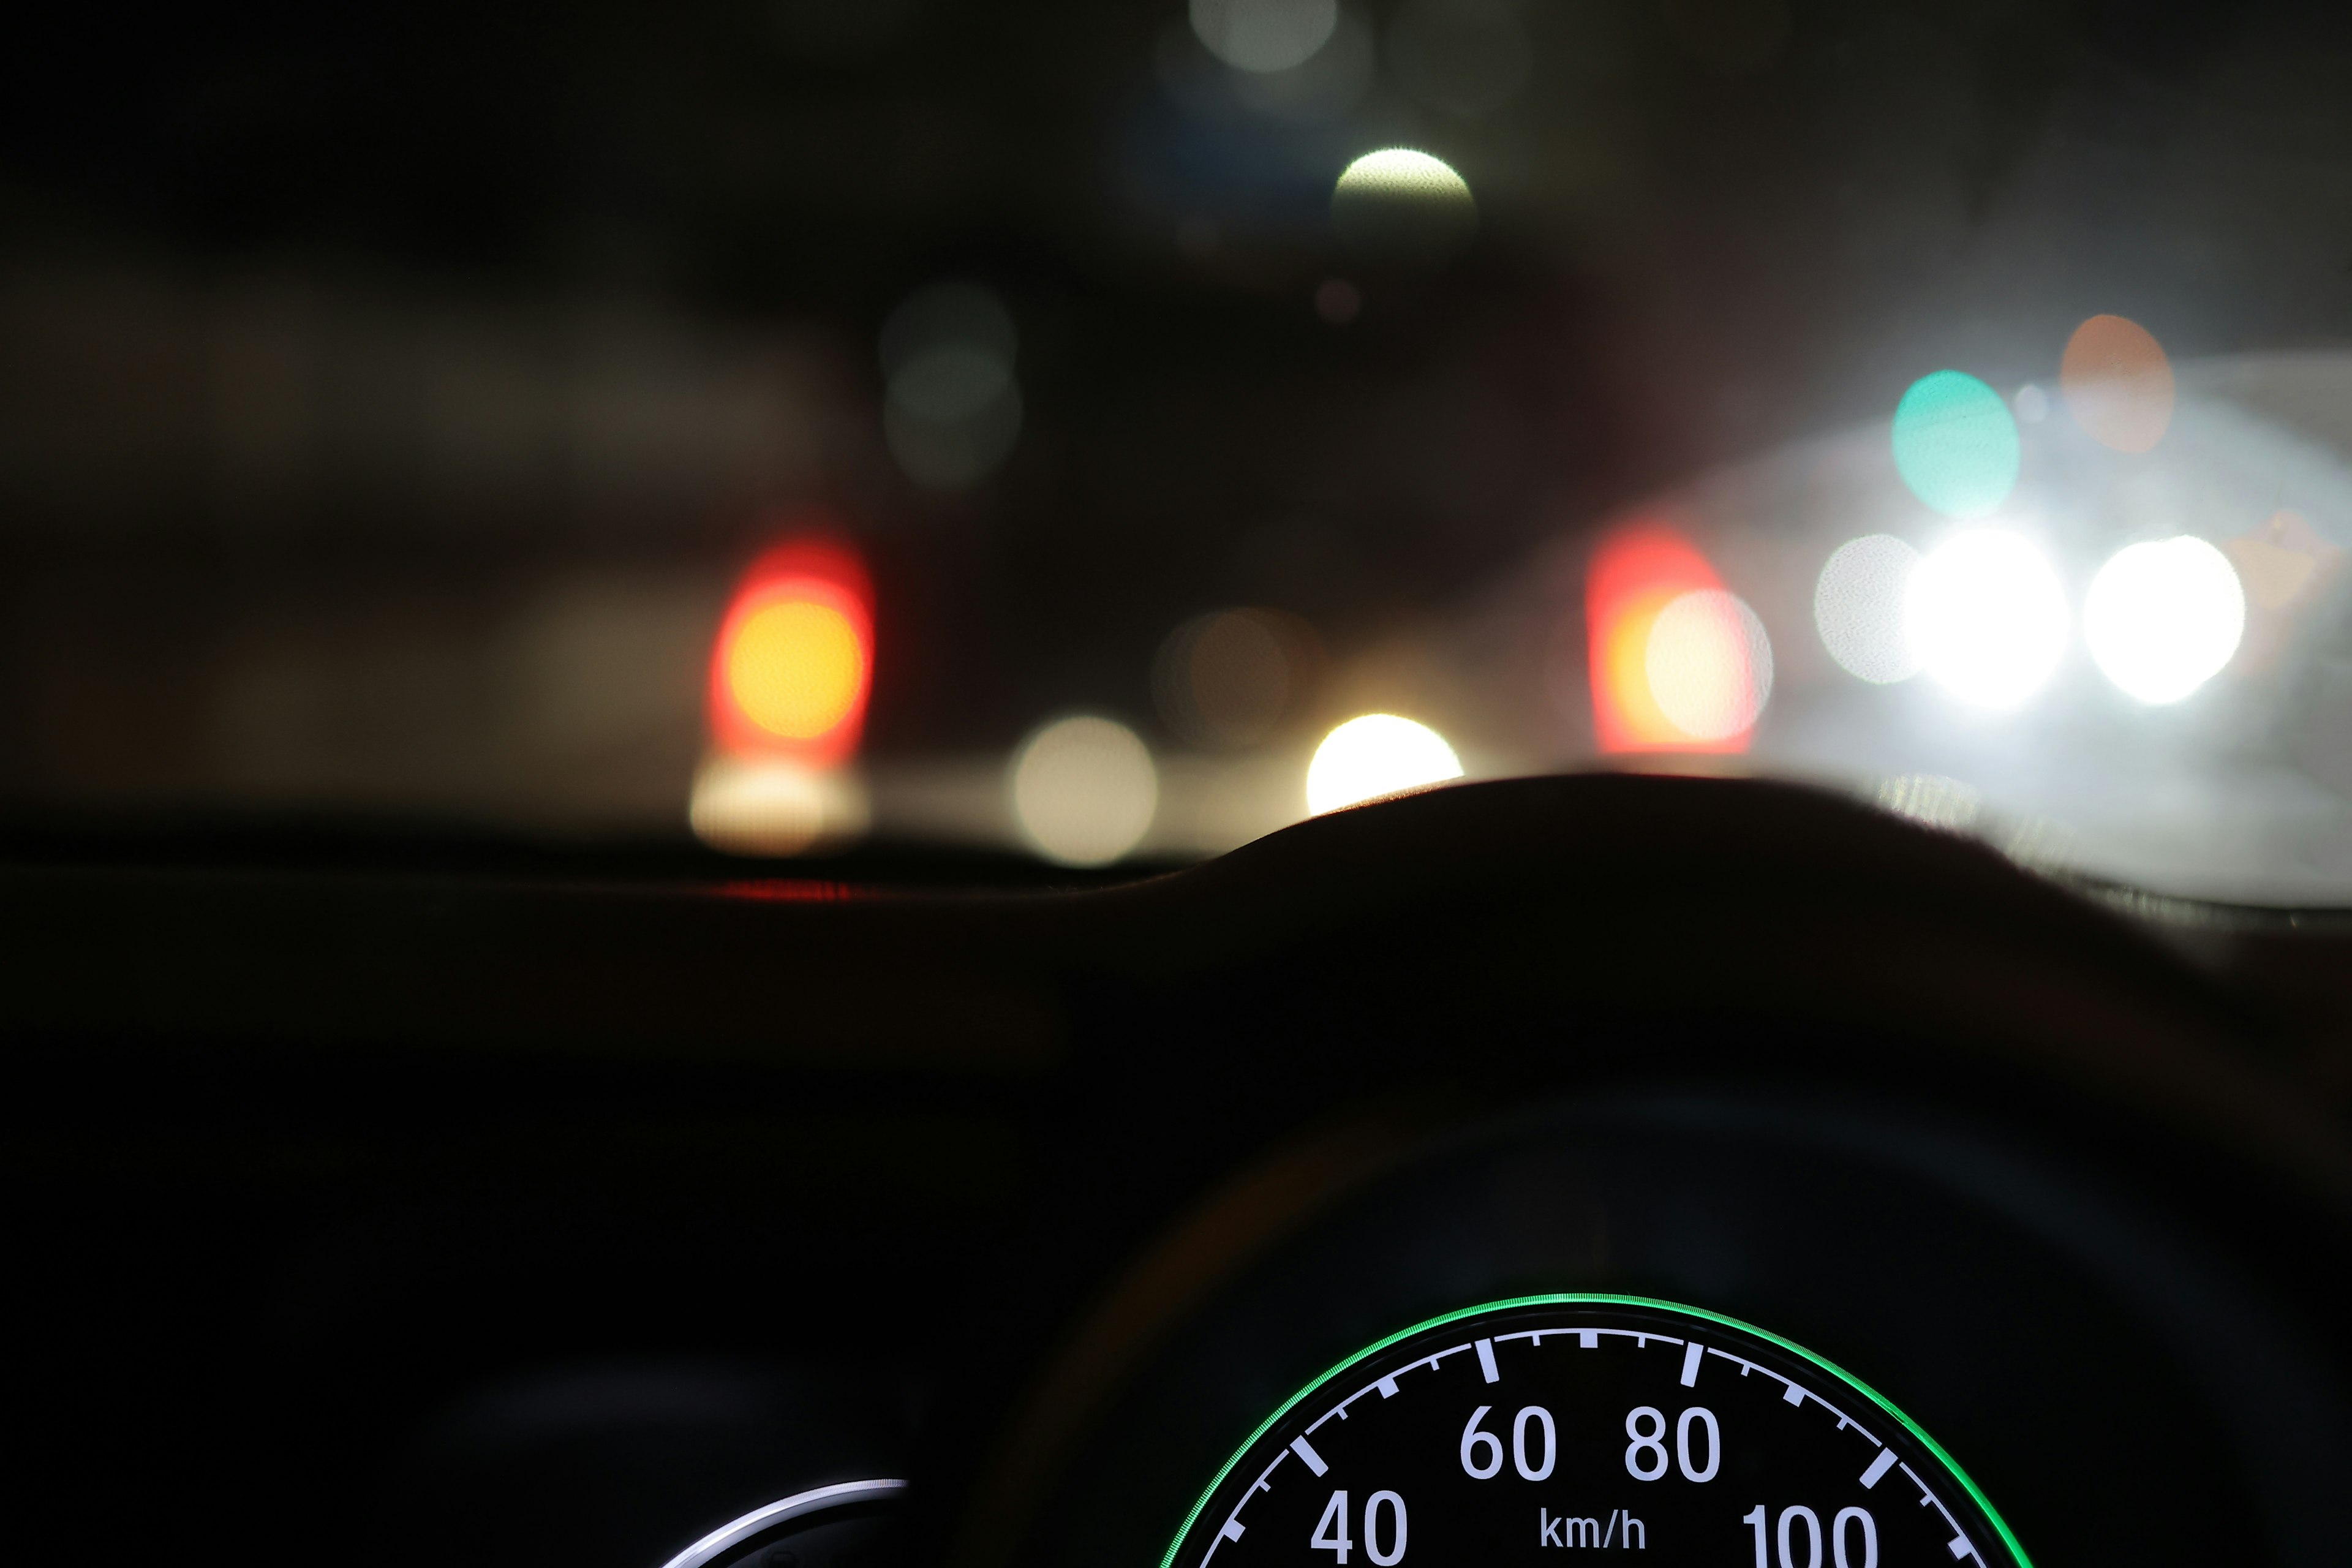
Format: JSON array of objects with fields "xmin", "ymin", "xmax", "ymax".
[{"xmin": 657, "ymin": 1477, "xmax": 910, "ymax": 1568}]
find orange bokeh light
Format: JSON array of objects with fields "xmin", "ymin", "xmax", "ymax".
[
  {"xmin": 1586, "ymin": 521, "xmax": 1749, "ymax": 753},
  {"xmin": 2061, "ymin": 314, "xmax": 2174, "ymax": 453},
  {"xmin": 2223, "ymin": 508, "xmax": 2342, "ymax": 673},
  {"xmin": 709, "ymin": 538, "xmax": 873, "ymax": 763}
]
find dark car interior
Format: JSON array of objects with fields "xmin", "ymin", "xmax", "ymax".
[{"xmin": 15, "ymin": 777, "xmax": 2352, "ymax": 1566}]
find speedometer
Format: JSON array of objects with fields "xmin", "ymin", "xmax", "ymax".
[{"xmin": 1161, "ymin": 1297, "xmax": 2028, "ymax": 1568}]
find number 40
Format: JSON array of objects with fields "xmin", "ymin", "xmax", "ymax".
[{"xmin": 1311, "ymin": 1490, "xmax": 1408, "ymax": 1567}]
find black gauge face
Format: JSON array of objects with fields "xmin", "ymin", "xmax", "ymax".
[{"xmin": 1162, "ymin": 1298, "xmax": 2026, "ymax": 1568}]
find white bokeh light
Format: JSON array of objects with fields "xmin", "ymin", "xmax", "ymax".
[
  {"xmin": 2084, "ymin": 537, "xmax": 2245, "ymax": 704},
  {"xmin": 1305, "ymin": 714, "xmax": 1462, "ymax": 815},
  {"xmin": 1334, "ymin": 147, "xmax": 1472, "ymax": 203},
  {"xmin": 1814, "ymin": 534, "xmax": 1923, "ymax": 684},
  {"xmin": 1009, "ymin": 716, "xmax": 1158, "ymax": 866},
  {"xmin": 1189, "ymin": 0, "xmax": 1338, "ymax": 72},
  {"xmin": 1904, "ymin": 530, "xmax": 2070, "ymax": 710},
  {"xmin": 688, "ymin": 758, "xmax": 869, "ymax": 856},
  {"xmin": 1330, "ymin": 148, "xmax": 1477, "ymax": 266},
  {"xmin": 1645, "ymin": 589, "xmax": 1772, "ymax": 741}
]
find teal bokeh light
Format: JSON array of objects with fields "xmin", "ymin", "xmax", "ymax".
[{"xmin": 1891, "ymin": 371, "xmax": 2019, "ymax": 518}]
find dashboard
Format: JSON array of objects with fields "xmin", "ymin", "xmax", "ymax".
[{"xmin": 9, "ymin": 773, "xmax": 2351, "ymax": 1568}]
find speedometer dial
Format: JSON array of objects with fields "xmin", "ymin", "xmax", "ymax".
[{"xmin": 1161, "ymin": 1297, "xmax": 2027, "ymax": 1568}]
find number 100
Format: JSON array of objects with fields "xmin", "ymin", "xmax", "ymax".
[{"xmin": 1742, "ymin": 1505, "xmax": 1875, "ymax": 1568}]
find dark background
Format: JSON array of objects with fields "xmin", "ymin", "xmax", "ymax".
[{"xmin": 0, "ymin": 0, "xmax": 2346, "ymax": 816}]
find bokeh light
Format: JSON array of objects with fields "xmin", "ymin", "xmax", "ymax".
[
  {"xmin": 2223, "ymin": 510, "xmax": 2342, "ymax": 672},
  {"xmin": 1305, "ymin": 714, "xmax": 1463, "ymax": 814},
  {"xmin": 1332, "ymin": 149, "xmax": 1476, "ymax": 266},
  {"xmin": 2084, "ymin": 537, "xmax": 2245, "ymax": 704},
  {"xmin": 1009, "ymin": 715, "xmax": 1159, "ymax": 866},
  {"xmin": 1153, "ymin": 607, "xmax": 1311, "ymax": 748},
  {"xmin": 1314, "ymin": 277, "xmax": 1362, "ymax": 324},
  {"xmin": 708, "ymin": 540, "xmax": 873, "ymax": 763},
  {"xmin": 1586, "ymin": 523, "xmax": 1755, "ymax": 752},
  {"xmin": 1814, "ymin": 533, "xmax": 1923, "ymax": 684},
  {"xmin": 1645, "ymin": 589, "xmax": 1771, "ymax": 741},
  {"xmin": 726, "ymin": 601, "xmax": 864, "ymax": 739},
  {"xmin": 2062, "ymin": 314, "xmax": 2174, "ymax": 454},
  {"xmin": 1222, "ymin": 5, "xmax": 1375, "ymax": 119},
  {"xmin": 880, "ymin": 281, "xmax": 1021, "ymax": 490},
  {"xmin": 1891, "ymin": 371, "xmax": 2020, "ymax": 518},
  {"xmin": 1904, "ymin": 530, "xmax": 2068, "ymax": 710},
  {"xmin": 880, "ymin": 280, "xmax": 1016, "ymax": 372},
  {"xmin": 1189, "ymin": 0, "xmax": 1337, "ymax": 72},
  {"xmin": 2227, "ymin": 509, "xmax": 2333, "ymax": 611},
  {"xmin": 689, "ymin": 756, "xmax": 870, "ymax": 856},
  {"xmin": 1334, "ymin": 148, "xmax": 1472, "ymax": 203}
]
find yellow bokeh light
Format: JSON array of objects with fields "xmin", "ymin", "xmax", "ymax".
[
  {"xmin": 725, "ymin": 600, "xmax": 866, "ymax": 739},
  {"xmin": 1335, "ymin": 148, "xmax": 1472, "ymax": 204},
  {"xmin": 1305, "ymin": 714, "xmax": 1461, "ymax": 815},
  {"xmin": 1331, "ymin": 148, "xmax": 1476, "ymax": 266}
]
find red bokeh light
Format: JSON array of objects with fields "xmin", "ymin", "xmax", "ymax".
[
  {"xmin": 1585, "ymin": 521, "xmax": 1749, "ymax": 754},
  {"xmin": 707, "ymin": 537, "xmax": 875, "ymax": 764}
]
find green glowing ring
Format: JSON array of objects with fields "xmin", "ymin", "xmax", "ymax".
[{"xmin": 1156, "ymin": 1293, "xmax": 2032, "ymax": 1568}]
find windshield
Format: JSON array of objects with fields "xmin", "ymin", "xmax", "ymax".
[{"xmin": 6, "ymin": 0, "xmax": 2348, "ymax": 900}]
